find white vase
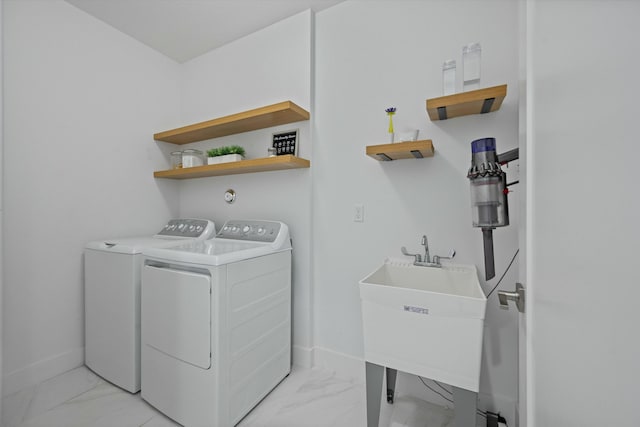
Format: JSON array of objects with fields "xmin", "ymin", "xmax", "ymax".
[{"xmin": 207, "ymin": 154, "xmax": 244, "ymax": 165}]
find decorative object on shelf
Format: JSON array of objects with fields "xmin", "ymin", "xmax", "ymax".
[
  {"xmin": 208, "ymin": 154, "xmax": 244, "ymax": 165},
  {"xmin": 426, "ymin": 84, "xmax": 507, "ymax": 121},
  {"xmin": 366, "ymin": 140, "xmax": 434, "ymax": 161},
  {"xmin": 182, "ymin": 149, "xmax": 205, "ymax": 167},
  {"xmin": 271, "ymin": 129, "xmax": 298, "ymax": 156},
  {"xmin": 462, "ymin": 42, "xmax": 481, "ymax": 91},
  {"xmin": 443, "ymin": 59, "xmax": 456, "ymax": 95},
  {"xmin": 385, "ymin": 107, "xmax": 396, "ymax": 143},
  {"xmin": 171, "ymin": 151, "xmax": 183, "ymax": 169},
  {"xmin": 207, "ymin": 145, "xmax": 245, "ymax": 165},
  {"xmin": 392, "ymin": 129, "xmax": 419, "ymax": 143}
]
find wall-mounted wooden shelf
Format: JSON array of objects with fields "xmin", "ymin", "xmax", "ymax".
[
  {"xmin": 153, "ymin": 155, "xmax": 310, "ymax": 179},
  {"xmin": 426, "ymin": 84, "xmax": 507, "ymax": 121},
  {"xmin": 154, "ymin": 101, "xmax": 310, "ymax": 144},
  {"xmin": 366, "ymin": 140, "xmax": 434, "ymax": 161}
]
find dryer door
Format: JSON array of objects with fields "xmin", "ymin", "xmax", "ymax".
[{"xmin": 142, "ymin": 265, "xmax": 211, "ymax": 369}]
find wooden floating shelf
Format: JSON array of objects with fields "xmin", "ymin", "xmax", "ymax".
[
  {"xmin": 366, "ymin": 140, "xmax": 434, "ymax": 161},
  {"xmin": 154, "ymin": 101, "xmax": 310, "ymax": 144},
  {"xmin": 426, "ymin": 84, "xmax": 507, "ymax": 121},
  {"xmin": 153, "ymin": 155, "xmax": 310, "ymax": 179}
]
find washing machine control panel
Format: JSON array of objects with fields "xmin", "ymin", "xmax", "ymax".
[
  {"xmin": 217, "ymin": 220, "xmax": 282, "ymax": 242},
  {"xmin": 157, "ymin": 219, "xmax": 214, "ymax": 238}
]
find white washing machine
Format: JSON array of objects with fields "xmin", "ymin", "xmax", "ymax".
[
  {"xmin": 141, "ymin": 219, "xmax": 292, "ymax": 427},
  {"xmin": 84, "ymin": 218, "xmax": 216, "ymax": 393}
]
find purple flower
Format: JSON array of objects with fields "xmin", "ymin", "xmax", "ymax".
[{"xmin": 385, "ymin": 107, "xmax": 396, "ymax": 114}]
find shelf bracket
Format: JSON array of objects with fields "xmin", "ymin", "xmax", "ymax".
[
  {"xmin": 367, "ymin": 140, "xmax": 434, "ymax": 162},
  {"xmin": 437, "ymin": 106, "xmax": 447, "ymax": 120},
  {"xmin": 480, "ymin": 97, "xmax": 496, "ymax": 114},
  {"xmin": 426, "ymin": 84, "xmax": 507, "ymax": 121}
]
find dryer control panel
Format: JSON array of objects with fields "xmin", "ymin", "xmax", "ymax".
[
  {"xmin": 156, "ymin": 219, "xmax": 215, "ymax": 238},
  {"xmin": 217, "ymin": 220, "xmax": 282, "ymax": 242}
]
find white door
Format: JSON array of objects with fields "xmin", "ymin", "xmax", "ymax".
[
  {"xmin": 524, "ymin": 1, "xmax": 640, "ymax": 426},
  {"xmin": 517, "ymin": 2, "xmax": 528, "ymax": 426}
]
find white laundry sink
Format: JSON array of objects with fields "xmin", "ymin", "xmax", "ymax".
[{"xmin": 359, "ymin": 260, "xmax": 487, "ymax": 392}]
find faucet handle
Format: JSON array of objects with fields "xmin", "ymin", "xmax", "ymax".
[
  {"xmin": 432, "ymin": 249, "xmax": 456, "ymax": 265},
  {"xmin": 401, "ymin": 246, "xmax": 422, "ymax": 263}
]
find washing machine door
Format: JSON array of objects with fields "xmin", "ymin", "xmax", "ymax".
[{"xmin": 142, "ymin": 265, "xmax": 212, "ymax": 369}]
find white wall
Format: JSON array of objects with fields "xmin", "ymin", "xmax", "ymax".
[
  {"xmin": 175, "ymin": 10, "xmax": 314, "ymax": 365},
  {"xmin": 0, "ymin": 0, "xmax": 4, "ymax": 408},
  {"xmin": 314, "ymin": 0, "xmax": 520, "ymax": 416},
  {"xmin": 529, "ymin": 1, "xmax": 640, "ymax": 425},
  {"xmin": 2, "ymin": 0, "xmax": 181, "ymax": 395}
]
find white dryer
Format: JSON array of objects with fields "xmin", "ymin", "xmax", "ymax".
[
  {"xmin": 84, "ymin": 219, "xmax": 216, "ymax": 393},
  {"xmin": 141, "ymin": 219, "xmax": 292, "ymax": 427}
]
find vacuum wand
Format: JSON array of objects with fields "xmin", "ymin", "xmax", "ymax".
[{"xmin": 482, "ymin": 228, "xmax": 496, "ymax": 280}]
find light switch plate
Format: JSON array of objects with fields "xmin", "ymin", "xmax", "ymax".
[{"xmin": 354, "ymin": 204, "xmax": 364, "ymax": 222}]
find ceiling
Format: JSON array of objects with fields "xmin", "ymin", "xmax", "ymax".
[{"xmin": 65, "ymin": 0, "xmax": 344, "ymax": 63}]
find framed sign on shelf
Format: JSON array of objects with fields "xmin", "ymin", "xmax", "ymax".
[{"xmin": 272, "ymin": 129, "xmax": 298, "ymax": 156}]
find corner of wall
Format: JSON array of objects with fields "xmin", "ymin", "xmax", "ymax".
[
  {"xmin": 0, "ymin": 0, "xmax": 4, "ymax": 407},
  {"xmin": 3, "ymin": 348, "xmax": 84, "ymax": 397}
]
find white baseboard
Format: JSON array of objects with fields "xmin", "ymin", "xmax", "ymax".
[
  {"xmin": 2, "ymin": 347, "xmax": 84, "ymax": 397},
  {"xmin": 311, "ymin": 346, "xmax": 365, "ymax": 382}
]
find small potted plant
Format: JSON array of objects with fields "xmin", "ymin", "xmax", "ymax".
[{"xmin": 207, "ymin": 145, "xmax": 246, "ymax": 165}]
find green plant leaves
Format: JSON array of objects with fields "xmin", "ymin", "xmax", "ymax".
[{"xmin": 207, "ymin": 145, "xmax": 245, "ymax": 157}]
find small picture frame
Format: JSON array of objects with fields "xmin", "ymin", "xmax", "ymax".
[{"xmin": 271, "ymin": 129, "xmax": 298, "ymax": 156}]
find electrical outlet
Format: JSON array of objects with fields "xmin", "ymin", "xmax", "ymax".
[
  {"xmin": 486, "ymin": 412, "xmax": 499, "ymax": 427},
  {"xmin": 354, "ymin": 204, "xmax": 364, "ymax": 222}
]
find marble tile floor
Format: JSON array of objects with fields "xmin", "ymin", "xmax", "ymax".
[{"xmin": 2, "ymin": 365, "xmax": 460, "ymax": 427}]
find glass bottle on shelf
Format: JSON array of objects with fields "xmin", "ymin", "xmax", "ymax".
[
  {"xmin": 443, "ymin": 59, "xmax": 456, "ymax": 95},
  {"xmin": 462, "ymin": 42, "xmax": 481, "ymax": 91}
]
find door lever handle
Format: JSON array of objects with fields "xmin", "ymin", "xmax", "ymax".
[{"xmin": 498, "ymin": 283, "xmax": 525, "ymax": 313}]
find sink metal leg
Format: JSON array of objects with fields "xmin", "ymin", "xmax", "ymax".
[
  {"xmin": 385, "ymin": 367, "xmax": 397, "ymax": 404},
  {"xmin": 452, "ymin": 386, "xmax": 478, "ymax": 427},
  {"xmin": 365, "ymin": 362, "xmax": 384, "ymax": 427}
]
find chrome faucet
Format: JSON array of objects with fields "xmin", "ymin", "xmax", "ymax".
[
  {"xmin": 420, "ymin": 235, "xmax": 430, "ymax": 264},
  {"xmin": 401, "ymin": 235, "xmax": 455, "ymax": 267}
]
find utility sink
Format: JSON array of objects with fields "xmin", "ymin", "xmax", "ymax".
[{"xmin": 359, "ymin": 259, "xmax": 487, "ymax": 392}]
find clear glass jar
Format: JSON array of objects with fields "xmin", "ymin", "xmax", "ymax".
[
  {"xmin": 170, "ymin": 151, "xmax": 183, "ymax": 169},
  {"xmin": 463, "ymin": 42, "xmax": 481, "ymax": 91},
  {"xmin": 443, "ymin": 59, "xmax": 456, "ymax": 95},
  {"xmin": 182, "ymin": 149, "xmax": 204, "ymax": 168}
]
